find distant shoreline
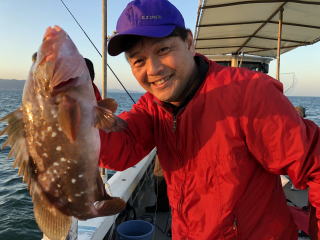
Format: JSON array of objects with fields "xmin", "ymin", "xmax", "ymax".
[
  {"xmin": 0, "ymin": 79, "xmax": 144, "ymax": 93},
  {"xmin": 0, "ymin": 79, "xmax": 25, "ymax": 90}
]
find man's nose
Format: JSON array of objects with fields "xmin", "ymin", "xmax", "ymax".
[{"xmin": 147, "ymin": 56, "xmax": 164, "ymax": 76}]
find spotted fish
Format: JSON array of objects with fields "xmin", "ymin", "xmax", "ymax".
[{"xmin": 0, "ymin": 26, "xmax": 126, "ymax": 240}]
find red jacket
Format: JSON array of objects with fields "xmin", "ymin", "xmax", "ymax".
[{"xmin": 99, "ymin": 56, "xmax": 320, "ymax": 239}]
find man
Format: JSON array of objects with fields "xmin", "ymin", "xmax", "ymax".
[
  {"xmin": 99, "ymin": 0, "xmax": 320, "ymax": 239},
  {"xmin": 84, "ymin": 57, "xmax": 102, "ymax": 101}
]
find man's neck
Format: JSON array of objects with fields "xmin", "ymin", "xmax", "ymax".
[{"xmin": 170, "ymin": 63, "xmax": 200, "ymax": 107}]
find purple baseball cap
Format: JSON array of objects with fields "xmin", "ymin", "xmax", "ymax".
[{"xmin": 107, "ymin": 0, "xmax": 185, "ymax": 56}]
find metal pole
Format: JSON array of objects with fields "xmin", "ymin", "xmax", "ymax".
[
  {"xmin": 101, "ymin": 0, "xmax": 107, "ymax": 176},
  {"xmin": 102, "ymin": 0, "xmax": 107, "ymax": 98},
  {"xmin": 276, "ymin": 8, "xmax": 283, "ymax": 81}
]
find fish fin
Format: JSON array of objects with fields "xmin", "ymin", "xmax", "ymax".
[
  {"xmin": 0, "ymin": 109, "xmax": 70, "ymax": 239},
  {"xmin": 94, "ymin": 197, "xmax": 126, "ymax": 216},
  {"xmin": 94, "ymin": 170, "xmax": 126, "ymax": 216},
  {"xmin": 0, "ymin": 108, "xmax": 24, "ymax": 148},
  {"xmin": 32, "ymin": 183, "xmax": 72, "ymax": 240},
  {"xmin": 57, "ymin": 95, "xmax": 80, "ymax": 143},
  {"xmin": 97, "ymin": 98, "xmax": 118, "ymax": 113},
  {"xmin": 94, "ymin": 106, "xmax": 127, "ymax": 132},
  {"xmin": 0, "ymin": 108, "xmax": 34, "ymax": 185}
]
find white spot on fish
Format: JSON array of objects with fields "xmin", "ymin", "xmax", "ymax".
[
  {"xmin": 53, "ymin": 169, "xmax": 58, "ymax": 174},
  {"xmin": 67, "ymin": 160, "xmax": 71, "ymax": 163},
  {"xmin": 78, "ymin": 174, "xmax": 83, "ymax": 178},
  {"xmin": 64, "ymin": 171, "xmax": 67, "ymax": 174},
  {"xmin": 68, "ymin": 198, "xmax": 72, "ymax": 203},
  {"xmin": 42, "ymin": 153, "xmax": 48, "ymax": 158},
  {"xmin": 40, "ymin": 176, "xmax": 47, "ymax": 181},
  {"xmin": 35, "ymin": 141, "xmax": 42, "ymax": 146},
  {"xmin": 51, "ymin": 178, "xmax": 55, "ymax": 182},
  {"xmin": 58, "ymin": 127, "xmax": 62, "ymax": 131},
  {"xmin": 71, "ymin": 179, "xmax": 76, "ymax": 184},
  {"xmin": 51, "ymin": 110, "xmax": 57, "ymax": 118},
  {"xmin": 67, "ymin": 167, "xmax": 71, "ymax": 170},
  {"xmin": 51, "ymin": 132, "xmax": 57, "ymax": 137},
  {"xmin": 41, "ymin": 131, "xmax": 45, "ymax": 141},
  {"xmin": 56, "ymin": 146, "xmax": 62, "ymax": 151},
  {"xmin": 60, "ymin": 157, "xmax": 66, "ymax": 162},
  {"xmin": 53, "ymin": 162, "xmax": 59, "ymax": 166},
  {"xmin": 75, "ymin": 193, "xmax": 81, "ymax": 197},
  {"xmin": 57, "ymin": 184, "xmax": 61, "ymax": 188},
  {"xmin": 47, "ymin": 126, "xmax": 52, "ymax": 132}
]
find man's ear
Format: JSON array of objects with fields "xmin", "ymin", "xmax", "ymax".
[{"xmin": 186, "ymin": 31, "xmax": 195, "ymax": 55}]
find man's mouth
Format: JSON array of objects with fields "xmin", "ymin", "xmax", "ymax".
[{"xmin": 151, "ymin": 74, "xmax": 173, "ymax": 87}]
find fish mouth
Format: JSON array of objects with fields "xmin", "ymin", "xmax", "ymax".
[{"xmin": 51, "ymin": 77, "xmax": 79, "ymax": 96}]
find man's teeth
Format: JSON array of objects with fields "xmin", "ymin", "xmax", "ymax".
[
  {"xmin": 154, "ymin": 79, "xmax": 165, "ymax": 85},
  {"xmin": 153, "ymin": 77, "xmax": 169, "ymax": 85}
]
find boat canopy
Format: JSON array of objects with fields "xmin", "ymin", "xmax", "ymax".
[{"xmin": 194, "ymin": 0, "xmax": 320, "ymax": 58}]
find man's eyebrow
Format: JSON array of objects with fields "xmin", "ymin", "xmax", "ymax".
[{"xmin": 127, "ymin": 51, "xmax": 139, "ymax": 59}]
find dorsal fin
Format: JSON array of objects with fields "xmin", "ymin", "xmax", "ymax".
[
  {"xmin": 0, "ymin": 108, "xmax": 33, "ymax": 185},
  {"xmin": 1, "ymin": 108, "xmax": 72, "ymax": 239}
]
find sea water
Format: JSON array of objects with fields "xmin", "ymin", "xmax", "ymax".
[{"xmin": 0, "ymin": 90, "xmax": 319, "ymax": 239}]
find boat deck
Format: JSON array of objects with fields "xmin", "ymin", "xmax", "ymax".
[{"xmin": 130, "ymin": 173, "xmax": 171, "ymax": 240}]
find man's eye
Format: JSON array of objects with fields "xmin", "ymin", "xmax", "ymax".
[
  {"xmin": 133, "ymin": 59, "xmax": 144, "ymax": 66},
  {"xmin": 159, "ymin": 47, "xmax": 170, "ymax": 54}
]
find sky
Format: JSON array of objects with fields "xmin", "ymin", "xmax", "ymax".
[{"xmin": 0, "ymin": 0, "xmax": 319, "ymax": 96}]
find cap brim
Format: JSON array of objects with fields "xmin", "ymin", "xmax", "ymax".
[{"xmin": 107, "ymin": 25, "xmax": 176, "ymax": 56}]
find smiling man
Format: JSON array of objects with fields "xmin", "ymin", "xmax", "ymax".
[{"xmin": 99, "ymin": 0, "xmax": 320, "ymax": 239}]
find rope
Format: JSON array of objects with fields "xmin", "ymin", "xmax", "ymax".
[{"xmin": 59, "ymin": 0, "xmax": 136, "ymax": 104}]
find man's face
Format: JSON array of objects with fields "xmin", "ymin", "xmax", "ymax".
[{"xmin": 126, "ymin": 32, "xmax": 196, "ymax": 105}]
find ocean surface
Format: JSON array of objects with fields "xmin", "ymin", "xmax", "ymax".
[{"xmin": 0, "ymin": 90, "xmax": 319, "ymax": 240}]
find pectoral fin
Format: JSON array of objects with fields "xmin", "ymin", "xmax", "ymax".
[
  {"xmin": 94, "ymin": 106, "xmax": 127, "ymax": 132},
  {"xmin": 57, "ymin": 95, "xmax": 80, "ymax": 142},
  {"xmin": 97, "ymin": 98, "xmax": 118, "ymax": 113}
]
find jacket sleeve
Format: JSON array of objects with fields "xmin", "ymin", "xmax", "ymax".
[
  {"xmin": 98, "ymin": 95, "xmax": 155, "ymax": 171},
  {"xmin": 239, "ymin": 71, "xmax": 320, "ymax": 237}
]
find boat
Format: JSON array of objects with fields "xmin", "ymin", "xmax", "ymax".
[{"xmin": 35, "ymin": 0, "xmax": 320, "ymax": 239}]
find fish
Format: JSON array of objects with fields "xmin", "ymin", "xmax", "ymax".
[{"xmin": 0, "ymin": 25, "xmax": 126, "ymax": 240}]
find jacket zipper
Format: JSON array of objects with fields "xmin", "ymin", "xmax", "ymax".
[
  {"xmin": 233, "ymin": 216, "xmax": 238, "ymax": 238},
  {"xmin": 173, "ymin": 115, "xmax": 177, "ymax": 131},
  {"xmin": 233, "ymin": 217, "xmax": 238, "ymax": 230},
  {"xmin": 172, "ymin": 114, "xmax": 186, "ymax": 223}
]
